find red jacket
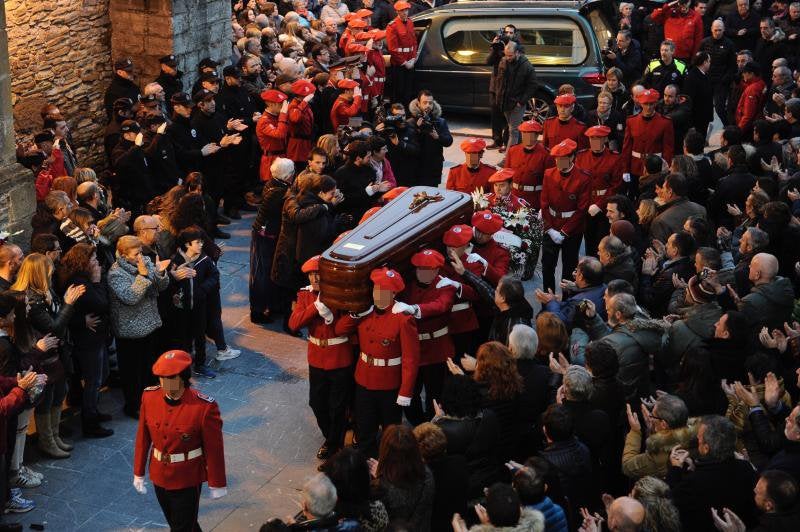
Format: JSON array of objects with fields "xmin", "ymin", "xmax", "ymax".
[
  {"xmin": 542, "ymin": 116, "xmax": 587, "ymax": 152},
  {"xmin": 336, "ymin": 307, "xmax": 420, "ymax": 398},
  {"xmin": 621, "ymin": 112, "xmax": 675, "ymax": 176},
  {"xmin": 541, "ymin": 165, "xmax": 592, "ymax": 236},
  {"xmin": 440, "ymin": 259, "xmax": 483, "ymax": 334},
  {"xmin": 386, "ymin": 17, "xmax": 417, "ymax": 66},
  {"xmin": 400, "ymin": 277, "xmax": 456, "ymax": 365},
  {"xmin": 650, "ymin": 4, "xmax": 704, "ymax": 59},
  {"xmin": 446, "ymin": 163, "xmax": 496, "ymax": 194},
  {"xmin": 0, "ymin": 376, "xmax": 26, "ymax": 455},
  {"xmin": 575, "ymin": 148, "xmax": 623, "ymax": 210},
  {"xmin": 330, "ymin": 95, "xmax": 363, "ymax": 130},
  {"xmin": 256, "ymin": 111, "xmax": 289, "ymax": 181},
  {"xmin": 736, "ymin": 77, "xmax": 767, "ymax": 135},
  {"xmin": 134, "ymin": 386, "xmax": 226, "ymax": 490},
  {"xmin": 286, "ymin": 99, "xmax": 315, "ymax": 163},
  {"xmin": 365, "ymin": 48, "xmax": 387, "ymax": 98},
  {"xmin": 473, "ymin": 239, "xmax": 511, "ymax": 286},
  {"xmin": 504, "ymin": 142, "xmax": 549, "ymax": 208},
  {"xmin": 289, "ymin": 288, "xmax": 355, "ymax": 370}
]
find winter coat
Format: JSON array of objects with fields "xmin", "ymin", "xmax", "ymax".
[
  {"xmin": 294, "ymin": 191, "xmax": 339, "ymax": 266},
  {"xmin": 64, "ymin": 273, "xmax": 109, "ymax": 354},
  {"xmin": 700, "ymin": 35, "xmax": 737, "ymax": 86},
  {"xmin": 704, "ymin": 336, "xmax": 749, "ymax": 382},
  {"xmin": 428, "ymin": 454, "xmax": 469, "ymax": 532},
  {"xmin": 622, "ymin": 419, "xmax": 699, "ymax": 479},
  {"xmin": 408, "ymin": 98, "xmax": 453, "ymax": 186},
  {"xmin": 739, "ymin": 277, "xmax": 795, "ymax": 333},
  {"xmin": 724, "ymin": 10, "xmax": 760, "ymax": 51},
  {"xmin": 662, "ymin": 301, "xmax": 723, "ymax": 379},
  {"xmin": 23, "ymin": 289, "xmax": 75, "ymax": 382},
  {"xmin": 376, "ymin": 467, "xmax": 435, "ymax": 532},
  {"xmin": 682, "ymin": 66, "xmax": 714, "ymax": 130},
  {"xmin": 104, "ymin": 74, "xmax": 140, "ymax": 120},
  {"xmin": 462, "ymin": 269, "xmax": 532, "ymax": 344},
  {"xmin": 254, "ymin": 178, "xmax": 289, "ymax": 236},
  {"xmin": 603, "ymin": 39, "xmax": 644, "ymax": 89},
  {"xmin": 540, "ymin": 438, "xmax": 595, "ymax": 514},
  {"xmin": 468, "ymin": 508, "xmax": 545, "ymax": 532},
  {"xmin": 272, "ymin": 187, "xmax": 328, "ymax": 290},
  {"xmin": 650, "ymin": 4, "xmax": 704, "ymax": 59},
  {"xmin": 602, "ymin": 251, "xmax": 638, "ymax": 289},
  {"xmin": 754, "ymin": 29, "xmax": 787, "ymax": 79},
  {"xmin": 649, "ymin": 197, "xmax": 707, "ymax": 244},
  {"xmin": 735, "ymin": 76, "xmax": 767, "ymax": 135},
  {"xmin": 544, "ymin": 283, "xmax": 606, "ymax": 329},
  {"xmin": 334, "ymin": 162, "xmax": 378, "ymax": 221},
  {"xmin": 107, "ymin": 255, "xmax": 169, "ymax": 339},
  {"xmin": 639, "ymin": 256, "xmax": 694, "ymax": 318},
  {"xmin": 169, "ymin": 251, "xmax": 219, "ymax": 312},
  {"xmin": 111, "ymin": 138, "xmax": 157, "ymax": 209},
  {"xmin": 496, "ymin": 55, "xmax": 537, "ymax": 112},
  {"xmin": 385, "ymin": 121, "xmax": 420, "ymax": 186},
  {"xmin": 708, "ymin": 165, "xmax": 756, "ymax": 229}
]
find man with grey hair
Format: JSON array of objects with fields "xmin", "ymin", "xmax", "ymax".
[
  {"xmin": 294, "ymin": 473, "xmax": 338, "ymax": 526},
  {"xmin": 509, "ymin": 324, "xmax": 550, "ymax": 454},
  {"xmin": 667, "ymin": 415, "xmax": 758, "ymax": 531},
  {"xmin": 700, "ymin": 19, "xmax": 737, "ymax": 126},
  {"xmin": 598, "ymin": 235, "xmax": 638, "ymax": 288},
  {"xmin": 782, "ymin": 97, "xmax": 800, "ymax": 137},
  {"xmin": 535, "ymin": 256, "xmax": 606, "ymax": 329},
  {"xmin": 496, "ymin": 40, "xmax": 537, "ymax": 147},
  {"xmin": 765, "ymin": 65, "xmax": 794, "ymax": 118},
  {"xmin": 508, "ymin": 324, "xmax": 538, "ymax": 360}
]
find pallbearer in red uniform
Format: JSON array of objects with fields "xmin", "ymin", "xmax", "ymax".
[
  {"xmin": 365, "ymin": 30, "xmax": 388, "ymax": 112},
  {"xmin": 470, "ymin": 210, "xmax": 512, "ymax": 286},
  {"xmin": 576, "ymin": 125, "xmax": 623, "ymax": 256},
  {"xmin": 486, "ymin": 168, "xmax": 529, "ymax": 213},
  {"xmin": 540, "ymin": 139, "xmax": 592, "ymax": 292},
  {"xmin": 288, "ymin": 256, "xmax": 354, "ymax": 460},
  {"xmin": 256, "ymin": 89, "xmax": 289, "ymax": 181},
  {"xmin": 330, "ymin": 78, "xmax": 363, "ymax": 130},
  {"xmin": 286, "ymin": 79, "xmax": 316, "ymax": 170},
  {"xmin": 446, "ymin": 138, "xmax": 496, "ymax": 194},
  {"xmin": 133, "ymin": 350, "xmax": 226, "ymax": 531},
  {"xmin": 395, "ymin": 249, "xmax": 455, "ymax": 425},
  {"xmin": 505, "ymin": 119, "xmax": 549, "ymax": 209},
  {"xmin": 386, "ymin": 1, "xmax": 418, "ymax": 105},
  {"xmin": 335, "ymin": 267, "xmax": 420, "ymax": 456},
  {"xmin": 542, "ymin": 93, "xmax": 587, "ymax": 153},
  {"xmin": 340, "ymin": 17, "xmax": 367, "ymax": 55},
  {"xmin": 440, "ymin": 224, "xmax": 483, "ymax": 356},
  {"xmin": 621, "ymin": 88, "xmax": 674, "ymax": 194}
]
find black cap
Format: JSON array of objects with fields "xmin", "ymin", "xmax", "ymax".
[
  {"xmin": 146, "ymin": 115, "xmax": 167, "ymax": 127},
  {"xmin": 192, "ymin": 89, "xmax": 216, "ymax": 103},
  {"xmin": 742, "ymin": 62, "xmax": 761, "ymax": 75},
  {"xmin": 170, "ymin": 92, "xmax": 192, "ymax": 106},
  {"xmin": 33, "ymin": 131, "xmax": 55, "ymax": 145},
  {"xmin": 113, "ymin": 97, "xmax": 134, "ymax": 112},
  {"xmin": 198, "ymin": 57, "xmax": 219, "ymax": 71},
  {"xmin": 120, "ymin": 120, "xmax": 141, "ymax": 133},
  {"xmin": 140, "ymin": 94, "xmax": 159, "ymax": 105},
  {"xmin": 114, "ymin": 57, "xmax": 134, "ymax": 71},
  {"xmin": 222, "ymin": 65, "xmax": 242, "ymax": 78},
  {"xmin": 159, "ymin": 54, "xmax": 178, "ymax": 67},
  {"xmin": 200, "ymin": 71, "xmax": 220, "ymax": 83}
]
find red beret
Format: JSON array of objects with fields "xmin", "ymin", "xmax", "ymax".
[
  {"xmin": 369, "ymin": 29, "xmax": 387, "ymax": 40},
  {"xmin": 550, "ymin": 138, "xmax": 578, "ymax": 157},
  {"xmin": 554, "ymin": 94, "xmax": 576, "ymax": 106},
  {"xmin": 394, "ymin": 0, "xmax": 411, "ymax": 9},
  {"xmin": 356, "ymin": 8, "xmax": 373, "ymax": 17},
  {"xmin": 460, "ymin": 137, "xmax": 486, "ymax": 153},
  {"xmin": 152, "ymin": 350, "xmax": 192, "ymax": 377},
  {"xmin": 518, "ymin": 120, "xmax": 543, "ymax": 133},
  {"xmin": 337, "ymin": 78, "xmax": 359, "ymax": 90},
  {"xmin": 343, "ymin": 12, "xmax": 357, "ymax": 22},
  {"xmin": 359, "ymin": 206, "xmax": 381, "ymax": 224},
  {"xmin": 488, "ymin": 168, "xmax": 515, "ymax": 183},
  {"xmin": 291, "ymin": 79, "xmax": 316, "ymax": 97},
  {"xmin": 585, "ymin": 125, "xmax": 611, "ymax": 138},
  {"xmin": 348, "ymin": 18, "xmax": 368, "ymax": 29},
  {"xmin": 472, "ymin": 210, "xmax": 503, "ymax": 235},
  {"xmin": 411, "ymin": 249, "xmax": 445, "ymax": 269},
  {"xmin": 301, "ymin": 255, "xmax": 321, "ymax": 273},
  {"xmin": 443, "ymin": 224, "xmax": 473, "ymax": 247},
  {"xmin": 260, "ymin": 89, "xmax": 287, "ymax": 104},
  {"xmin": 637, "ymin": 89, "xmax": 659, "ymax": 104},
  {"xmin": 370, "ymin": 267, "xmax": 405, "ymax": 292},
  {"xmin": 382, "ymin": 186, "xmax": 408, "ymax": 202},
  {"xmin": 353, "ymin": 31, "xmax": 372, "ymax": 41}
]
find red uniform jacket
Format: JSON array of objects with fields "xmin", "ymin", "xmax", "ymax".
[
  {"xmin": 487, "ymin": 192, "xmax": 528, "ymax": 214},
  {"xmin": 289, "ymin": 288, "xmax": 355, "ymax": 370},
  {"xmin": 134, "ymin": 387, "xmax": 226, "ymax": 490},
  {"xmin": 575, "ymin": 148, "xmax": 623, "ymax": 210},
  {"xmin": 541, "ymin": 165, "xmax": 592, "ymax": 236},
  {"xmin": 287, "ymin": 99, "xmax": 315, "ymax": 163},
  {"xmin": 440, "ymin": 259, "xmax": 483, "ymax": 334},
  {"xmin": 542, "ymin": 116, "xmax": 588, "ymax": 151},
  {"xmin": 504, "ymin": 142, "xmax": 549, "ymax": 208},
  {"xmin": 736, "ymin": 77, "xmax": 766, "ymax": 135},
  {"xmin": 0, "ymin": 377, "xmax": 26, "ymax": 455},
  {"xmin": 446, "ymin": 163, "xmax": 496, "ymax": 194},
  {"xmin": 650, "ymin": 5, "xmax": 704, "ymax": 59},
  {"xmin": 331, "ymin": 95, "xmax": 363, "ymax": 130},
  {"xmin": 366, "ymin": 48, "xmax": 387, "ymax": 98},
  {"xmin": 621, "ymin": 112, "xmax": 674, "ymax": 176},
  {"xmin": 386, "ymin": 17, "xmax": 417, "ymax": 66},
  {"xmin": 473, "ymin": 239, "xmax": 511, "ymax": 286},
  {"xmin": 256, "ymin": 111, "xmax": 289, "ymax": 181},
  {"xmin": 339, "ymin": 29, "xmax": 354, "ymax": 55},
  {"xmin": 401, "ymin": 278, "xmax": 455, "ymax": 365},
  {"xmin": 336, "ymin": 307, "xmax": 420, "ymax": 398}
]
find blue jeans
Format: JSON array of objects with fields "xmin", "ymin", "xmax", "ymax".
[{"xmin": 504, "ymin": 104, "xmax": 526, "ymax": 147}]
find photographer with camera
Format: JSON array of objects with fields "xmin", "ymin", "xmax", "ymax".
[
  {"xmin": 601, "ymin": 30, "xmax": 644, "ymax": 89},
  {"xmin": 488, "ymin": 24, "xmax": 518, "ymax": 151},
  {"xmin": 377, "ymin": 102, "xmax": 419, "ymax": 186},
  {"xmin": 408, "ymin": 90, "xmax": 453, "ymax": 187}
]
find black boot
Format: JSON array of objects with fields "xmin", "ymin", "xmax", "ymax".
[
  {"xmin": 83, "ymin": 417, "xmax": 114, "ymax": 438},
  {"xmin": 250, "ymin": 311, "xmax": 273, "ymax": 324}
]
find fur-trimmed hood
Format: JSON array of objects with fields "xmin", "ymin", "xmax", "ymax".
[
  {"xmin": 645, "ymin": 417, "xmax": 699, "ymax": 455},
  {"xmin": 409, "ymin": 97, "xmax": 443, "ymax": 119}
]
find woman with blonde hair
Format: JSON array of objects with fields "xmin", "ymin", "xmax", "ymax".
[
  {"xmin": 316, "ymin": 134, "xmax": 341, "ymax": 174},
  {"xmin": 11, "ymin": 253, "xmax": 85, "ymax": 458},
  {"xmin": 637, "ymin": 199, "xmax": 659, "ymax": 236}
]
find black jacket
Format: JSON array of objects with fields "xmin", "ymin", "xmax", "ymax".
[
  {"xmin": 724, "ymin": 10, "xmax": 761, "ymax": 51},
  {"xmin": 294, "ymin": 191, "xmax": 340, "ymax": 266},
  {"xmin": 385, "ymin": 121, "xmax": 420, "ymax": 186},
  {"xmin": 143, "ymin": 131, "xmax": 182, "ymax": 196},
  {"xmin": 496, "ymin": 55, "xmax": 538, "ymax": 112},
  {"xmin": 216, "ymin": 83, "xmax": 258, "ymax": 126},
  {"xmin": 167, "ymin": 114, "xmax": 203, "ymax": 175},
  {"xmin": 104, "ymin": 75, "xmax": 140, "ymax": 121},
  {"xmin": 639, "ymin": 256, "xmax": 694, "ymax": 318},
  {"xmin": 110, "ymin": 138, "xmax": 157, "ymax": 208},
  {"xmin": 682, "ymin": 67, "xmax": 714, "ymax": 130},
  {"xmin": 254, "ymin": 178, "xmax": 289, "ymax": 236},
  {"xmin": 169, "ymin": 251, "xmax": 219, "ymax": 311},
  {"xmin": 334, "ymin": 162, "xmax": 378, "ymax": 221},
  {"xmin": 408, "ymin": 98, "xmax": 453, "ymax": 186},
  {"xmin": 371, "ymin": 0, "xmax": 396, "ymax": 30},
  {"xmin": 271, "ymin": 188, "xmax": 327, "ymax": 290},
  {"xmin": 191, "ymin": 110, "xmax": 233, "ymax": 182},
  {"xmin": 154, "ymin": 71, "xmax": 184, "ymax": 112},
  {"xmin": 603, "ymin": 39, "xmax": 643, "ymax": 89},
  {"xmin": 708, "ymin": 164, "xmax": 756, "ymax": 229},
  {"xmin": 700, "ymin": 35, "xmax": 738, "ymax": 86},
  {"xmin": 64, "ymin": 273, "xmax": 109, "ymax": 353},
  {"xmin": 428, "ymin": 454, "xmax": 469, "ymax": 532}
]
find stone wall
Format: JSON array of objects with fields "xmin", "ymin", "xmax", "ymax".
[{"xmin": 6, "ymin": 0, "xmax": 113, "ymax": 169}]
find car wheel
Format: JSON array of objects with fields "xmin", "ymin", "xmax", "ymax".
[{"xmin": 525, "ymin": 95, "xmax": 552, "ymax": 124}]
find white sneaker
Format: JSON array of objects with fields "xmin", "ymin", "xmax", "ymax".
[
  {"xmin": 216, "ymin": 347, "xmax": 241, "ymax": 361},
  {"xmin": 21, "ymin": 465, "xmax": 43, "ymax": 480}
]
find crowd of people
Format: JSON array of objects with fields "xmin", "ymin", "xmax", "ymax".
[{"xmin": 8, "ymin": 0, "xmax": 800, "ymax": 530}]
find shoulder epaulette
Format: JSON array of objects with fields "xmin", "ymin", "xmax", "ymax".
[
  {"xmin": 196, "ymin": 391, "xmax": 215, "ymax": 403},
  {"xmin": 144, "ymin": 385, "xmax": 161, "ymax": 392}
]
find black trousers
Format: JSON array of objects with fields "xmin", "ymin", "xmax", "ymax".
[
  {"xmin": 117, "ymin": 332, "xmax": 159, "ymax": 412},
  {"xmin": 309, "ymin": 365, "xmax": 353, "ymax": 450},
  {"xmin": 354, "ymin": 385, "xmax": 401, "ymax": 457},
  {"xmin": 452, "ymin": 332, "xmax": 478, "ymax": 359},
  {"xmin": 249, "ymin": 229, "xmax": 286, "ymax": 315},
  {"xmin": 173, "ymin": 305, "xmax": 208, "ymax": 367},
  {"xmin": 712, "ymin": 83, "xmax": 729, "ymax": 127},
  {"xmin": 155, "ymin": 484, "xmax": 202, "ymax": 532},
  {"xmin": 584, "ymin": 212, "xmax": 610, "ymax": 258},
  {"xmin": 490, "ymin": 103, "xmax": 508, "ymax": 146},
  {"xmin": 389, "ymin": 65, "xmax": 415, "ymax": 107},
  {"xmin": 404, "ymin": 363, "xmax": 446, "ymax": 426},
  {"xmin": 541, "ymin": 232, "xmax": 582, "ymax": 292}
]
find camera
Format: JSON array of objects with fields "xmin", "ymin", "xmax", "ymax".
[
  {"xmin": 578, "ymin": 299, "xmax": 591, "ymax": 314},
  {"xmin": 418, "ymin": 115, "xmax": 434, "ymax": 133}
]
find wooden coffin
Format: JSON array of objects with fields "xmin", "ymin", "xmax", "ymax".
[{"xmin": 319, "ymin": 186, "xmax": 473, "ymax": 311}]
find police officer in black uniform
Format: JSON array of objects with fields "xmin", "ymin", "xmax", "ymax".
[{"xmin": 154, "ymin": 55, "xmax": 184, "ymax": 115}]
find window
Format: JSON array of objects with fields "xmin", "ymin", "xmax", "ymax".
[{"xmin": 442, "ymin": 17, "xmax": 588, "ymax": 66}]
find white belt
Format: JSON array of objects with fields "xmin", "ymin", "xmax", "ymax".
[
  {"xmin": 593, "ymin": 188, "xmax": 607, "ymax": 196},
  {"xmin": 513, "ymin": 183, "xmax": 542, "ymax": 192},
  {"xmin": 309, "ymin": 335, "xmax": 349, "ymax": 347},
  {"xmin": 360, "ymin": 352, "xmax": 402, "ymax": 367},
  {"xmin": 394, "ymin": 47, "xmax": 412, "ymax": 52},
  {"xmin": 374, "ymin": 77, "xmax": 385, "ymax": 82},
  {"xmin": 549, "ymin": 207, "xmax": 576, "ymax": 218},
  {"xmin": 419, "ymin": 326, "xmax": 448, "ymax": 341},
  {"xmin": 153, "ymin": 447, "xmax": 203, "ymax": 464},
  {"xmin": 452, "ymin": 302, "xmax": 471, "ymax": 312},
  {"xmin": 632, "ymin": 151, "xmax": 661, "ymax": 159}
]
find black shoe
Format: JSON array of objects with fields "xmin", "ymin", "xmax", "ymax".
[
  {"xmin": 317, "ymin": 443, "xmax": 333, "ymax": 460},
  {"xmin": 240, "ymin": 203, "xmax": 257, "ymax": 212},
  {"xmin": 123, "ymin": 407, "xmax": 139, "ymax": 420},
  {"xmin": 499, "ymin": 145, "xmax": 507, "ymax": 153},
  {"xmin": 216, "ymin": 215, "xmax": 231, "ymax": 225},
  {"xmin": 225, "ymin": 209, "xmax": 242, "ymax": 220},
  {"xmin": 0, "ymin": 523, "xmax": 23, "ymax": 532},
  {"xmin": 96, "ymin": 411, "xmax": 112, "ymax": 422},
  {"xmin": 250, "ymin": 311, "xmax": 273, "ymax": 324},
  {"xmin": 83, "ymin": 421, "xmax": 114, "ymax": 438},
  {"xmin": 213, "ymin": 229, "xmax": 231, "ymax": 239}
]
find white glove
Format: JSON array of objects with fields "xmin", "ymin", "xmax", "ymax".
[
  {"xmin": 133, "ymin": 475, "xmax": 147, "ymax": 494},
  {"xmin": 436, "ymin": 277, "xmax": 461, "ymax": 291},
  {"xmin": 53, "ymin": 138, "xmax": 61, "ymax": 150},
  {"xmin": 314, "ymin": 297, "xmax": 334, "ymax": 325},
  {"xmin": 588, "ymin": 204, "xmax": 601, "ymax": 217},
  {"xmin": 209, "ymin": 487, "xmax": 228, "ymax": 499},
  {"xmin": 465, "ymin": 253, "xmax": 488, "ymax": 274},
  {"xmin": 396, "ymin": 395, "xmax": 411, "ymax": 406},
  {"xmin": 547, "ymin": 228, "xmax": 565, "ymax": 245},
  {"xmin": 134, "ymin": 132, "xmax": 144, "ymax": 146},
  {"xmin": 157, "ymin": 121, "xmax": 167, "ymax": 135},
  {"xmin": 622, "ymin": 172, "xmax": 631, "ymax": 183},
  {"xmin": 392, "ymin": 301, "xmax": 417, "ymax": 315},
  {"xmin": 350, "ymin": 305, "xmax": 374, "ymax": 319}
]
